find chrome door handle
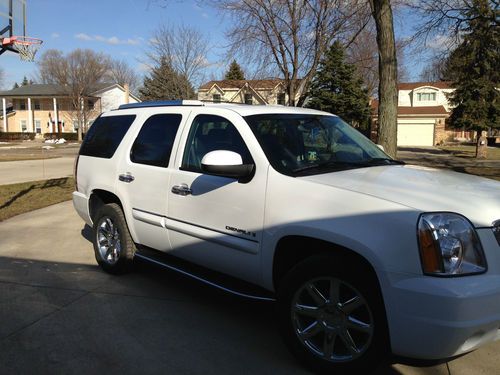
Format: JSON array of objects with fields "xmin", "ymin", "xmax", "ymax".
[
  {"xmin": 118, "ymin": 173, "xmax": 135, "ymax": 183},
  {"xmin": 171, "ymin": 183, "xmax": 192, "ymax": 196}
]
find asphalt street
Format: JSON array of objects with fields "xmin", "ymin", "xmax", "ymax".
[
  {"xmin": 0, "ymin": 201, "xmax": 499, "ymax": 374},
  {"xmin": 0, "ymin": 157, "xmax": 74, "ymax": 185}
]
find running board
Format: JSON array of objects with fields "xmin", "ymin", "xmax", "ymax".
[{"xmin": 134, "ymin": 248, "xmax": 276, "ymax": 302}]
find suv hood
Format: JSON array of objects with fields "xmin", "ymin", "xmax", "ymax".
[{"xmin": 301, "ymin": 165, "xmax": 500, "ymax": 228}]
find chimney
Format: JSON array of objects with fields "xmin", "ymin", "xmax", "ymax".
[{"xmin": 124, "ymin": 83, "xmax": 130, "ymax": 104}]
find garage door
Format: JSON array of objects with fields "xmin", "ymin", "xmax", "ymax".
[{"xmin": 397, "ymin": 124, "xmax": 434, "ymax": 146}]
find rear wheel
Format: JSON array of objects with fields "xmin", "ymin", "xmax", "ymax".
[
  {"xmin": 277, "ymin": 255, "xmax": 389, "ymax": 374},
  {"xmin": 93, "ymin": 203, "xmax": 136, "ymax": 274}
]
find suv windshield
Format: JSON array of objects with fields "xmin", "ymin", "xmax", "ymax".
[{"xmin": 245, "ymin": 114, "xmax": 402, "ymax": 176}]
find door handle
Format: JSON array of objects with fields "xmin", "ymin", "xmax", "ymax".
[
  {"xmin": 171, "ymin": 183, "xmax": 192, "ymax": 196},
  {"xmin": 118, "ymin": 173, "xmax": 135, "ymax": 183}
]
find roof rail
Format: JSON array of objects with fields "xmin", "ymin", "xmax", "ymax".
[{"xmin": 118, "ymin": 100, "xmax": 204, "ymax": 110}]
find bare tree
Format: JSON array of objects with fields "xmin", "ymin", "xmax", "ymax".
[
  {"xmin": 215, "ymin": 0, "xmax": 371, "ymax": 106},
  {"xmin": 407, "ymin": 0, "xmax": 499, "ymax": 45},
  {"xmin": 346, "ymin": 27, "xmax": 409, "ymax": 96},
  {"xmin": 107, "ymin": 59, "xmax": 140, "ymax": 94},
  {"xmin": 38, "ymin": 49, "xmax": 111, "ymax": 141},
  {"xmin": 148, "ymin": 24, "xmax": 211, "ymax": 97},
  {"xmin": 369, "ymin": 0, "xmax": 398, "ymax": 158}
]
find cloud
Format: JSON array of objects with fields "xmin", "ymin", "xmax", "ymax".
[
  {"xmin": 137, "ymin": 62, "xmax": 151, "ymax": 73},
  {"xmin": 426, "ymin": 34, "xmax": 456, "ymax": 51},
  {"xmin": 51, "ymin": 33, "xmax": 60, "ymax": 39},
  {"xmin": 75, "ymin": 33, "xmax": 92, "ymax": 41},
  {"xmin": 75, "ymin": 33, "xmax": 143, "ymax": 45}
]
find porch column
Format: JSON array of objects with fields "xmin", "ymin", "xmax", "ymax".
[
  {"xmin": 27, "ymin": 97, "xmax": 33, "ymax": 132},
  {"xmin": 53, "ymin": 97, "xmax": 58, "ymax": 133},
  {"xmin": 2, "ymin": 98, "xmax": 6, "ymax": 132}
]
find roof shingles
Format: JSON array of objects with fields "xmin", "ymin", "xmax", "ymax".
[{"xmin": 199, "ymin": 79, "xmax": 284, "ymax": 91}]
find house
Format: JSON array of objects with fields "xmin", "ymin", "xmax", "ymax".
[
  {"xmin": 198, "ymin": 79, "xmax": 294, "ymax": 105},
  {"xmin": 0, "ymin": 83, "xmax": 139, "ymax": 135},
  {"xmin": 371, "ymin": 82, "xmax": 473, "ymax": 147}
]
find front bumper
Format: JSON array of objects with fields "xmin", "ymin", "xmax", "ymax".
[{"xmin": 385, "ymin": 229, "xmax": 500, "ymax": 360}]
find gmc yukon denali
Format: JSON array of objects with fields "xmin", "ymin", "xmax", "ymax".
[{"xmin": 73, "ymin": 100, "xmax": 500, "ymax": 374}]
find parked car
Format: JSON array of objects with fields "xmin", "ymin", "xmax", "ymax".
[{"xmin": 73, "ymin": 100, "xmax": 500, "ymax": 374}]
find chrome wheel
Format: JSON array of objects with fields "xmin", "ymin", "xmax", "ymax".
[
  {"xmin": 291, "ymin": 277, "xmax": 374, "ymax": 363},
  {"xmin": 97, "ymin": 217, "xmax": 121, "ymax": 265}
]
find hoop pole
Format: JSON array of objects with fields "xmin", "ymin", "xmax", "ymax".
[
  {"xmin": 23, "ymin": 1, "xmax": 26, "ymax": 37},
  {"xmin": 8, "ymin": 0, "xmax": 13, "ymax": 37}
]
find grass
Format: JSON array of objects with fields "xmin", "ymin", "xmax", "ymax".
[
  {"xmin": 439, "ymin": 145, "xmax": 500, "ymax": 160},
  {"xmin": 0, "ymin": 177, "xmax": 74, "ymax": 222}
]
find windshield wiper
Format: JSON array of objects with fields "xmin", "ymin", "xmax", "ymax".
[
  {"xmin": 292, "ymin": 158, "xmax": 404, "ymax": 174},
  {"xmin": 364, "ymin": 158, "xmax": 405, "ymax": 165},
  {"xmin": 292, "ymin": 161, "xmax": 362, "ymax": 173}
]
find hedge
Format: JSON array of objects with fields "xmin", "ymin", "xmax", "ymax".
[
  {"xmin": 43, "ymin": 132, "xmax": 83, "ymax": 141},
  {"xmin": 0, "ymin": 132, "xmax": 36, "ymax": 141}
]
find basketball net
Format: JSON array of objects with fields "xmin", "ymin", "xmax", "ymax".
[{"xmin": 2, "ymin": 36, "xmax": 43, "ymax": 62}]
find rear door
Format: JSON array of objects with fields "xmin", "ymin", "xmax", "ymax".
[
  {"xmin": 115, "ymin": 110, "xmax": 188, "ymax": 251},
  {"xmin": 166, "ymin": 109, "xmax": 269, "ymax": 284}
]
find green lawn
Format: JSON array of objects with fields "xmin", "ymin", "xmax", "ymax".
[
  {"xmin": 0, "ymin": 177, "xmax": 74, "ymax": 221},
  {"xmin": 439, "ymin": 145, "xmax": 500, "ymax": 160}
]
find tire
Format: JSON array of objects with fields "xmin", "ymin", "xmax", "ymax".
[
  {"xmin": 93, "ymin": 203, "xmax": 136, "ymax": 274},
  {"xmin": 277, "ymin": 255, "xmax": 389, "ymax": 374}
]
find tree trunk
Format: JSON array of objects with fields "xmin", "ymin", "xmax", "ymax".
[{"xmin": 370, "ymin": 0, "xmax": 398, "ymax": 158}]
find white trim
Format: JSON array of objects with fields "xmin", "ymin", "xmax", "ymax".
[
  {"xmin": 27, "ymin": 97, "xmax": 33, "ymax": 132},
  {"xmin": 53, "ymin": 97, "xmax": 58, "ymax": 133}
]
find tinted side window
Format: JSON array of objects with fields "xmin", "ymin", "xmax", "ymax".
[
  {"xmin": 182, "ymin": 114, "xmax": 252, "ymax": 173},
  {"xmin": 131, "ymin": 114, "xmax": 182, "ymax": 167},
  {"xmin": 80, "ymin": 115, "xmax": 136, "ymax": 158}
]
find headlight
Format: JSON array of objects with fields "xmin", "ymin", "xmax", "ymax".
[
  {"xmin": 417, "ymin": 213, "xmax": 486, "ymax": 276},
  {"xmin": 493, "ymin": 220, "xmax": 500, "ymax": 246}
]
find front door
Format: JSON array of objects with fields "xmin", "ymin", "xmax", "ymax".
[
  {"xmin": 167, "ymin": 111, "xmax": 267, "ymax": 284},
  {"xmin": 116, "ymin": 111, "xmax": 186, "ymax": 251}
]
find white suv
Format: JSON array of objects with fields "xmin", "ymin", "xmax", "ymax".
[{"xmin": 73, "ymin": 100, "xmax": 500, "ymax": 373}]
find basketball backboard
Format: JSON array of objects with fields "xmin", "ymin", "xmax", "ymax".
[
  {"xmin": 0, "ymin": 0, "xmax": 26, "ymax": 56},
  {"xmin": 0, "ymin": 0, "xmax": 42, "ymax": 61}
]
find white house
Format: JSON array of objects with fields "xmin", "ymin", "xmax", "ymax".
[
  {"xmin": 0, "ymin": 83, "xmax": 139, "ymax": 135},
  {"xmin": 371, "ymin": 82, "xmax": 473, "ymax": 147}
]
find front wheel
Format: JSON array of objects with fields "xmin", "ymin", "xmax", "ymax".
[
  {"xmin": 277, "ymin": 255, "xmax": 389, "ymax": 374},
  {"xmin": 93, "ymin": 203, "xmax": 136, "ymax": 274}
]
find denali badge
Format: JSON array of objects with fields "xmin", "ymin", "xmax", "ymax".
[{"xmin": 226, "ymin": 225, "xmax": 256, "ymax": 238}]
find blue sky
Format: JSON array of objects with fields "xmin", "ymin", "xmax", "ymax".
[
  {"xmin": 0, "ymin": 0, "xmax": 430, "ymax": 90},
  {"xmin": 1, "ymin": 0, "xmax": 226, "ymax": 88}
]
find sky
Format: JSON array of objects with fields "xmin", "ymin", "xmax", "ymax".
[{"xmin": 0, "ymin": 0, "xmax": 433, "ymax": 91}]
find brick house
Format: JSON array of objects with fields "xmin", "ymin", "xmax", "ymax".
[
  {"xmin": 197, "ymin": 79, "xmax": 297, "ymax": 105},
  {"xmin": 371, "ymin": 82, "xmax": 474, "ymax": 146},
  {"xmin": 0, "ymin": 83, "xmax": 139, "ymax": 136}
]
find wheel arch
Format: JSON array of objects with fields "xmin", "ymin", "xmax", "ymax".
[
  {"xmin": 272, "ymin": 235, "xmax": 383, "ymax": 297},
  {"xmin": 89, "ymin": 189, "xmax": 124, "ymax": 223}
]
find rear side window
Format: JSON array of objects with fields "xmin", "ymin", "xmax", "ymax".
[
  {"xmin": 80, "ymin": 115, "xmax": 136, "ymax": 158},
  {"xmin": 130, "ymin": 114, "xmax": 182, "ymax": 167}
]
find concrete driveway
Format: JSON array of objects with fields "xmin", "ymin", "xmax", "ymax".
[
  {"xmin": 0, "ymin": 202, "xmax": 498, "ymax": 374},
  {"xmin": 0, "ymin": 157, "xmax": 74, "ymax": 185}
]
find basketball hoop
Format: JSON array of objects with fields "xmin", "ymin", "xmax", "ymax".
[{"xmin": 2, "ymin": 36, "xmax": 43, "ymax": 62}]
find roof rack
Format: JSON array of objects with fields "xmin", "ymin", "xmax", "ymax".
[{"xmin": 118, "ymin": 100, "xmax": 204, "ymax": 110}]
